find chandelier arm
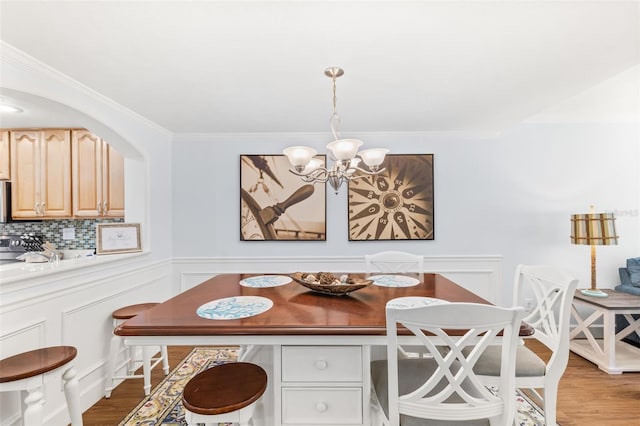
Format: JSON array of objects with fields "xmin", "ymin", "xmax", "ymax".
[{"xmin": 288, "ymin": 167, "xmax": 330, "ymax": 179}]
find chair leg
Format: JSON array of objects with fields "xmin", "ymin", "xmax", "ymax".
[
  {"xmin": 142, "ymin": 346, "xmax": 153, "ymax": 395},
  {"xmin": 544, "ymin": 383, "xmax": 558, "ymax": 426},
  {"xmin": 104, "ymin": 333, "xmax": 121, "ymax": 398},
  {"xmin": 22, "ymin": 387, "xmax": 44, "ymax": 426},
  {"xmin": 63, "ymin": 366, "xmax": 83, "ymax": 426}
]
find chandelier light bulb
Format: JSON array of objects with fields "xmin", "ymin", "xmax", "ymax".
[
  {"xmin": 283, "ymin": 146, "xmax": 317, "ymax": 170},
  {"xmin": 326, "ymin": 139, "xmax": 363, "ymax": 161},
  {"xmin": 358, "ymin": 148, "xmax": 389, "ymax": 167}
]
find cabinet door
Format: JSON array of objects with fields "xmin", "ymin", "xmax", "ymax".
[
  {"xmin": 40, "ymin": 129, "xmax": 71, "ymax": 217},
  {"xmin": 72, "ymin": 130, "xmax": 102, "ymax": 217},
  {"xmin": 102, "ymin": 142, "xmax": 125, "ymax": 217},
  {"xmin": 10, "ymin": 130, "xmax": 41, "ymax": 218},
  {"xmin": 0, "ymin": 131, "xmax": 9, "ymax": 180}
]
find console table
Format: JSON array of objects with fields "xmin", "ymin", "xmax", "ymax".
[{"xmin": 569, "ymin": 289, "xmax": 640, "ymax": 374}]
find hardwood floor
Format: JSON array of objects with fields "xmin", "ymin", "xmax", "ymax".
[{"xmin": 81, "ymin": 342, "xmax": 639, "ymax": 425}]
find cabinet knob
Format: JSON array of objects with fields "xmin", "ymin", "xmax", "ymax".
[
  {"xmin": 315, "ymin": 360, "xmax": 328, "ymax": 370},
  {"xmin": 315, "ymin": 402, "xmax": 328, "ymax": 412},
  {"xmin": 34, "ymin": 202, "xmax": 41, "ymax": 215},
  {"xmin": 41, "ymin": 202, "xmax": 46, "ymax": 215},
  {"xmin": 103, "ymin": 201, "xmax": 108, "ymax": 214}
]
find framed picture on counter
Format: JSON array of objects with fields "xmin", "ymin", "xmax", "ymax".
[
  {"xmin": 96, "ymin": 223, "xmax": 142, "ymax": 254},
  {"xmin": 347, "ymin": 154, "xmax": 434, "ymax": 241},
  {"xmin": 240, "ymin": 154, "xmax": 327, "ymax": 241}
]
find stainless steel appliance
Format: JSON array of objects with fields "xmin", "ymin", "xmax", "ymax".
[
  {"xmin": 0, "ymin": 181, "xmax": 10, "ymax": 223},
  {"xmin": 0, "ymin": 234, "xmax": 46, "ymax": 263},
  {"xmin": 0, "ymin": 234, "xmax": 27, "ymax": 263}
]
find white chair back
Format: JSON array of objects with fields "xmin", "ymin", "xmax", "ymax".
[
  {"xmin": 514, "ymin": 265, "xmax": 579, "ymax": 375},
  {"xmin": 382, "ymin": 302, "xmax": 526, "ymax": 426},
  {"xmin": 365, "ymin": 251, "xmax": 424, "ymax": 276}
]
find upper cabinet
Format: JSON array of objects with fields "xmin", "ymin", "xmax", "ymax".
[
  {"xmin": 0, "ymin": 131, "xmax": 9, "ymax": 180},
  {"xmin": 10, "ymin": 129, "xmax": 72, "ymax": 218},
  {"xmin": 71, "ymin": 130, "xmax": 125, "ymax": 218}
]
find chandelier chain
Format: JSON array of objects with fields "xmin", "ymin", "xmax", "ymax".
[{"xmin": 330, "ymin": 74, "xmax": 341, "ymax": 140}]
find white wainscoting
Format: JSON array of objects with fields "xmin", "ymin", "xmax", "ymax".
[
  {"xmin": 0, "ymin": 258, "xmax": 173, "ymax": 426},
  {"xmin": 172, "ymin": 255, "xmax": 504, "ymax": 304}
]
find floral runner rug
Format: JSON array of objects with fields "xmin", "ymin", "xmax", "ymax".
[{"xmin": 119, "ymin": 346, "xmax": 557, "ymax": 426}]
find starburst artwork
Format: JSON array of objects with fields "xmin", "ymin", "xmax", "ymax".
[{"xmin": 347, "ymin": 154, "xmax": 434, "ymax": 241}]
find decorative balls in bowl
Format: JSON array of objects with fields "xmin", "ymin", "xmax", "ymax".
[{"xmin": 290, "ymin": 272, "xmax": 372, "ymax": 296}]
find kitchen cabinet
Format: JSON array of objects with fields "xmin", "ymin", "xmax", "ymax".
[
  {"xmin": 0, "ymin": 131, "xmax": 9, "ymax": 180},
  {"xmin": 10, "ymin": 129, "xmax": 72, "ymax": 218},
  {"xmin": 72, "ymin": 129, "xmax": 124, "ymax": 218}
]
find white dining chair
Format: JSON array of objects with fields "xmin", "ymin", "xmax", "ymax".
[
  {"xmin": 365, "ymin": 251, "xmax": 424, "ymax": 280},
  {"xmin": 471, "ymin": 264, "xmax": 579, "ymax": 426},
  {"xmin": 371, "ymin": 301, "xmax": 526, "ymax": 426},
  {"xmin": 366, "ymin": 251, "xmax": 427, "ymax": 358}
]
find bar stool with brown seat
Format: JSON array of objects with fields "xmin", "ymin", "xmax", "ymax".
[
  {"xmin": 105, "ymin": 303, "xmax": 169, "ymax": 397},
  {"xmin": 182, "ymin": 362, "xmax": 267, "ymax": 426},
  {"xmin": 0, "ymin": 346, "xmax": 83, "ymax": 426}
]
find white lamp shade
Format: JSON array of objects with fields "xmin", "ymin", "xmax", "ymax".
[
  {"xmin": 348, "ymin": 157, "xmax": 361, "ymax": 169},
  {"xmin": 301, "ymin": 158, "xmax": 324, "ymax": 175},
  {"xmin": 326, "ymin": 139, "xmax": 363, "ymax": 161},
  {"xmin": 283, "ymin": 146, "xmax": 317, "ymax": 167},
  {"xmin": 358, "ymin": 148, "xmax": 389, "ymax": 167}
]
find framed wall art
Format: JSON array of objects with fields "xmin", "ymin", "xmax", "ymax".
[
  {"xmin": 96, "ymin": 223, "xmax": 142, "ymax": 254},
  {"xmin": 347, "ymin": 154, "xmax": 434, "ymax": 241},
  {"xmin": 240, "ymin": 155, "xmax": 326, "ymax": 241}
]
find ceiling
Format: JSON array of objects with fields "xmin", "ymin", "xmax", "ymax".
[{"xmin": 0, "ymin": 1, "xmax": 638, "ymax": 135}]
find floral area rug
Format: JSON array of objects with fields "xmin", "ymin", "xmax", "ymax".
[{"xmin": 120, "ymin": 347, "xmax": 557, "ymax": 426}]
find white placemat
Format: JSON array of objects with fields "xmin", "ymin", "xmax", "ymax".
[
  {"xmin": 386, "ymin": 296, "xmax": 449, "ymax": 309},
  {"xmin": 369, "ymin": 275, "xmax": 421, "ymax": 287},
  {"xmin": 239, "ymin": 275, "xmax": 292, "ymax": 288},
  {"xmin": 196, "ymin": 296, "xmax": 273, "ymax": 320}
]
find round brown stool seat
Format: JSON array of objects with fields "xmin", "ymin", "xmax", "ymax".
[
  {"xmin": 182, "ymin": 362, "xmax": 267, "ymax": 425},
  {"xmin": 0, "ymin": 346, "xmax": 82, "ymax": 425},
  {"xmin": 105, "ymin": 303, "xmax": 169, "ymax": 398}
]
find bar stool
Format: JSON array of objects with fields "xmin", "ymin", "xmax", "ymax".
[
  {"xmin": 182, "ymin": 362, "xmax": 267, "ymax": 426},
  {"xmin": 0, "ymin": 346, "xmax": 83, "ymax": 426},
  {"xmin": 105, "ymin": 303, "xmax": 169, "ymax": 397}
]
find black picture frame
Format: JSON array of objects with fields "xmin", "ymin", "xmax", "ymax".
[
  {"xmin": 240, "ymin": 154, "xmax": 327, "ymax": 241},
  {"xmin": 347, "ymin": 154, "xmax": 434, "ymax": 241}
]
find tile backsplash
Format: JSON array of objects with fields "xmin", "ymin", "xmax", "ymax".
[{"xmin": 0, "ymin": 218, "xmax": 124, "ymax": 250}]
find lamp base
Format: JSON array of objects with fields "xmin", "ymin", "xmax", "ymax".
[{"xmin": 580, "ymin": 288, "xmax": 609, "ymax": 298}]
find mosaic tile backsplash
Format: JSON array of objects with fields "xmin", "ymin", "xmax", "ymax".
[{"xmin": 0, "ymin": 218, "xmax": 124, "ymax": 250}]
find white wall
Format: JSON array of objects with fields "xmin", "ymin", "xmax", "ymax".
[{"xmin": 172, "ymin": 83, "xmax": 639, "ymax": 305}]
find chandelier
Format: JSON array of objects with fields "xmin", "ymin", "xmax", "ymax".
[{"xmin": 283, "ymin": 67, "xmax": 389, "ymax": 194}]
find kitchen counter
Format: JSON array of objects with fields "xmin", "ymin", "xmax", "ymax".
[{"xmin": 0, "ymin": 251, "xmax": 148, "ymax": 285}]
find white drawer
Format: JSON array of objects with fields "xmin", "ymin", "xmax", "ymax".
[
  {"xmin": 281, "ymin": 346, "xmax": 362, "ymax": 382},
  {"xmin": 282, "ymin": 387, "xmax": 362, "ymax": 425}
]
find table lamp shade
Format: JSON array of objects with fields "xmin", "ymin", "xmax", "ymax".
[
  {"xmin": 570, "ymin": 212, "xmax": 618, "ymax": 246},
  {"xmin": 570, "ymin": 210, "xmax": 618, "ymax": 298}
]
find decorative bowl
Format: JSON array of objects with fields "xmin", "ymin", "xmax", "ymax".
[{"xmin": 290, "ymin": 272, "xmax": 372, "ymax": 296}]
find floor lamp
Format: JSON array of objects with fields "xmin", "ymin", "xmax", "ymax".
[{"xmin": 570, "ymin": 206, "xmax": 619, "ymax": 298}]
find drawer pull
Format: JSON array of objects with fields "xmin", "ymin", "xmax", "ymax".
[
  {"xmin": 315, "ymin": 360, "xmax": 328, "ymax": 370},
  {"xmin": 315, "ymin": 402, "xmax": 328, "ymax": 412}
]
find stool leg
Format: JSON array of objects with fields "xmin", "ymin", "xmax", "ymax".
[
  {"xmin": 104, "ymin": 333, "xmax": 121, "ymax": 398},
  {"xmin": 63, "ymin": 367, "xmax": 84, "ymax": 426},
  {"xmin": 142, "ymin": 346, "xmax": 153, "ymax": 395},
  {"xmin": 161, "ymin": 345, "xmax": 169, "ymax": 375},
  {"xmin": 23, "ymin": 387, "xmax": 44, "ymax": 426}
]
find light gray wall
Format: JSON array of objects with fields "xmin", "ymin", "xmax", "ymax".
[{"xmin": 171, "ymin": 122, "xmax": 639, "ymax": 302}]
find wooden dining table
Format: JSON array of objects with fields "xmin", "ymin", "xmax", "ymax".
[{"xmin": 116, "ymin": 273, "xmax": 531, "ymax": 426}]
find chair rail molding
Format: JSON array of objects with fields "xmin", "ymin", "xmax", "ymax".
[{"xmin": 172, "ymin": 255, "xmax": 503, "ymax": 304}]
